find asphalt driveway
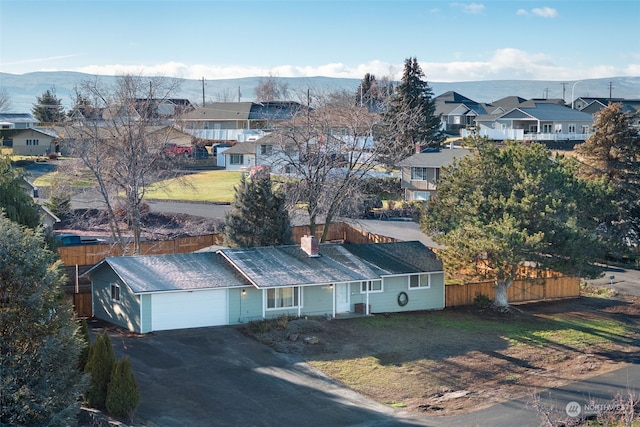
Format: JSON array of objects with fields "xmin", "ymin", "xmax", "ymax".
[{"xmin": 100, "ymin": 323, "xmax": 429, "ymax": 427}]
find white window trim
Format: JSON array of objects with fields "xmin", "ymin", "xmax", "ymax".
[
  {"xmin": 408, "ymin": 273, "xmax": 431, "ymax": 290},
  {"xmin": 266, "ymin": 286, "xmax": 302, "ymax": 310},
  {"xmin": 360, "ymin": 280, "xmax": 383, "ymax": 294}
]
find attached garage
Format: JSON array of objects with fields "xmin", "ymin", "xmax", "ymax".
[
  {"xmin": 151, "ymin": 289, "xmax": 228, "ymax": 331},
  {"xmin": 85, "ymin": 252, "xmax": 249, "ymax": 334}
]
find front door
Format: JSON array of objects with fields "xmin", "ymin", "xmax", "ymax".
[{"xmin": 336, "ymin": 283, "xmax": 350, "ymax": 313}]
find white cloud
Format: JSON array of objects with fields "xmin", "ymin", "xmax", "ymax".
[
  {"xmin": 518, "ymin": 6, "xmax": 559, "ymax": 18},
  {"xmin": 532, "ymin": 7, "xmax": 559, "ymax": 18},
  {"xmin": 450, "ymin": 2, "xmax": 485, "ymax": 14},
  {"xmin": 65, "ymin": 51, "xmax": 635, "ymax": 83}
]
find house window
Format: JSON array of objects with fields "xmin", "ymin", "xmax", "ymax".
[
  {"xmin": 267, "ymin": 287, "xmax": 300, "ymax": 309},
  {"xmin": 411, "ymin": 167, "xmax": 428, "ymax": 181},
  {"xmin": 260, "ymin": 145, "xmax": 272, "ymax": 155},
  {"xmin": 413, "ymin": 191, "xmax": 431, "ymax": 201},
  {"xmin": 555, "ymin": 124, "xmax": 563, "ymax": 133},
  {"xmin": 230, "ymin": 154, "xmax": 243, "ymax": 165},
  {"xmin": 408, "ymin": 274, "xmax": 430, "ymax": 289},
  {"xmin": 581, "ymin": 125, "xmax": 590, "ymax": 133},
  {"xmin": 542, "ymin": 124, "xmax": 552, "ymax": 133},
  {"xmin": 110, "ymin": 284, "xmax": 121, "ymax": 301},
  {"xmin": 568, "ymin": 124, "xmax": 576, "ymax": 133},
  {"xmin": 528, "ymin": 125, "xmax": 538, "ymax": 133},
  {"xmin": 360, "ymin": 280, "xmax": 382, "ymax": 293},
  {"xmin": 26, "ymin": 139, "xmax": 40, "ymax": 146}
]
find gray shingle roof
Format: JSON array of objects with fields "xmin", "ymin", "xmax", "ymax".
[
  {"xmin": 342, "ymin": 241, "xmax": 443, "ymax": 275},
  {"xmin": 88, "ymin": 252, "xmax": 249, "ymax": 294},
  {"xmin": 219, "ymin": 241, "xmax": 443, "ymax": 288},
  {"xmin": 398, "ymin": 148, "xmax": 472, "ymax": 168}
]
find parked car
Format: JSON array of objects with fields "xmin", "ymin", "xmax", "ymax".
[
  {"xmin": 163, "ymin": 143, "xmax": 193, "ymax": 157},
  {"xmin": 192, "ymin": 145, "xmax": 209, "ymax": 159}
]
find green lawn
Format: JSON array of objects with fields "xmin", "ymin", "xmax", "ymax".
[
  {"xmin": 33, "ymin": 168, "xmax": 242, "ymax": 203},
  {"xmin": 144, "ymin": 170, "xmax": 242, "ymax": 203}
]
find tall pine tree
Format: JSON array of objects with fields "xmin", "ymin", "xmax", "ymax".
[
  {"xmin": 224, "ymin": 172, "xmax": 293, "ymax": 247},
  {"xmin": 378, "ymin": 57, "xmax": 444, "ymax": 162},
  {"xmin": 0, "ymin": 213, "xmax": 88, "ymax": 426},
  {"xmin": 575, "ymin": 102, "xmax": 640, "ymax": 252},
  {"xmin": 32, "ymin": 87, "xmax": 66, "ymax": 123}
]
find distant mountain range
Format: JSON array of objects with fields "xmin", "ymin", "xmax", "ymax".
[{"xmin": 2, "ymin": 71, "xmax": 639, "ymax": 113}]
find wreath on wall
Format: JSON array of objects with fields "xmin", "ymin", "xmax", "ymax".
[{"xmin": 397, "ymin": 291, "xmax": 409, "ymax": 307}]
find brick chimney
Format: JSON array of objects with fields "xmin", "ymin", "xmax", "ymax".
[{"xmin": 300, "ymin": 235, "xmax": 319, "ymax": 257}]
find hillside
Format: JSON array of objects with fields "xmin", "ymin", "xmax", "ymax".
[{"xmin": 2, "ymin": 71, "xmax": 639, "ymax": 113}]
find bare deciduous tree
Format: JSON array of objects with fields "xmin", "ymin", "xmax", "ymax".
[
  {"xmin": 255, "ymin": 72, "xmax": 289, "ymax": 102},
  {"xmin": 267, "ymin": 89, "xmax": 398, "ymax": 241},
  {"xmin": 62, "ymin": 74, "xmax": 184, "ymax": 254},
  {"xmin": 0, "ymin": 87, "xmax": 11, "ymax": 112}
]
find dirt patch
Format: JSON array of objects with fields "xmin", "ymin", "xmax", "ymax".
[
  {"xmin": 243, "ymin": 294, "xmax": 640, "ymax": 416},
  {"xmin": 55, "ymin": 208, "xmax": 224, "ymax": 240}
]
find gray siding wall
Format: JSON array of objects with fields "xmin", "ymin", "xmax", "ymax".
[
  {"xmin": 140, "ymin": 294, "xmax": 152, "ymax": 333},
  {"xmin": 350, "ymin": 273, "xmax": 445, "ymax": 313},
  {"xmin": 91, "ymin": 269, "xmax": 142, "ymax": 332},
  {"xmin": 229, "ymin": 287, "xmax": 263, "ymax": 324}
]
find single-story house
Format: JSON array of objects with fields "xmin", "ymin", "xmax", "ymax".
[
  {"xmin": 9, "ymin": 127, "xmax": 59, "ymax": 156},
  {"xmin": 84, "ymin": 237, "xmax": 445, "ymax": 333},
  {"xmin": 398, "ymin": 147, "xmax": 472, "ymax": 201}
]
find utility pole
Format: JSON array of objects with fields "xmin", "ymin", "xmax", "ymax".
[
  {"xmin": 561, "ymin": 82, "xmax": 567, "ymax": 103},
  {"xmin": 201, "ymin": 77, "xmax": 205, "ymax": 107},
  {"xmin": 238, "ymin": 86, "xmax": 241, "ymax": 102},
  {"xmin": 608, "ymin": 81, "xmax": 614, "ymax": 99}
]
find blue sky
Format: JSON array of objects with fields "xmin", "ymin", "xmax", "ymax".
[{"xmin": 1, "ymin": 0, "xmax": 638, "ymax": 82}]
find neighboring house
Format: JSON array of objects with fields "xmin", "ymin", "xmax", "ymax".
[
  {"xmin": 0, "ymin": 113, "xmax": 39, "ymax": 130},
  {"xmin": 222, "ymin": 142, "xmax": 256, "ymax": 171},
  {"xmin": 468, "ymin": 102, "xmax": 595, "ymax": 141},
  {"xmin": 435, "ymin": 91, "xmax": 489, "ymax": 134},
  {"xmin": 84, "ymin": 237, "xmax": 445, "ymax": 333},
  {"xmin": 178, "ymin": 101, "xmax": 305, "ymax": 143},
  {"xmin": 578, "ymin": 98, "xmax": 640, "ymax": 128},
  {"xmin": 398, "ymin": 147, "xmax": 472, "ymax": 201},
  {"xmin": 222, "ymin": 132, "xmax": 299, "ymax": 173},
  {"xmin": 9, "ymin": 127, "xmax": 58, "ymax": 156}
]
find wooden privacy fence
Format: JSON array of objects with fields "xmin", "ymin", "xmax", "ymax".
[
  {"xmin": 445, "ymin": 275, "xmax": 581, "ymax": 307},
  {"xmin": 58, "ymin": 222, "xmax": 397, "ymax": 267}
]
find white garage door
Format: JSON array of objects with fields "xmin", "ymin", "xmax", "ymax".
[{"xmin": 151, "ymin": 289, "xmax": 228, "ymax": 331}]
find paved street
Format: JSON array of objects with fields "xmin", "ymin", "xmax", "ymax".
[{"xmin": 584, "ymin": 265, "xmax": 640, "ymax": 296}]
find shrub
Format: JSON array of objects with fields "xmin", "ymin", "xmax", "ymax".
[
  {"xmin": 473, "ymin": 293, "xmax": 492, "ymax": 309},
  {"xmin": 106, "ymin": 357, "xmax": 139, "ymax": 420},
  {"xmin": 84, "ymin": 331, "xmax": 115, "ymax": 410}
]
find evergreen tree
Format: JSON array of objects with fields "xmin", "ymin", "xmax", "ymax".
[
  {"xmin": 574, "ymin": 102, "xmax": 640, "ymax": 253},
  {"xmin": 78, "ymin": 319, "xmax": 91, "ymax": 371},
  {"xmin": 106, "ymin": 357, "xmax": 140, "ymax": 421},
  {"xmin": 32, "ymin": 87, "xmax": 66, "ymax": 123},
  {"xmin": 224, "ymin": 172, "xmax": 293, "ymax": 247},
  {"xmin": 0, "ymin": 155, "xmax": 41, "ymax": 228},
  {"xmin": 421, "ymin": 141, "xmax": 607, "ymax": 309},
  {"xmin": 377, "ymin": 57, "xmax": 444, "ymax": 162},
  {"xmin": 0, "ymin": 213, "xmax": 88, "ymax": 426},
  {"xmin": 85, "ymin": 330, "xmax": 116, "ymax": 410}
]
